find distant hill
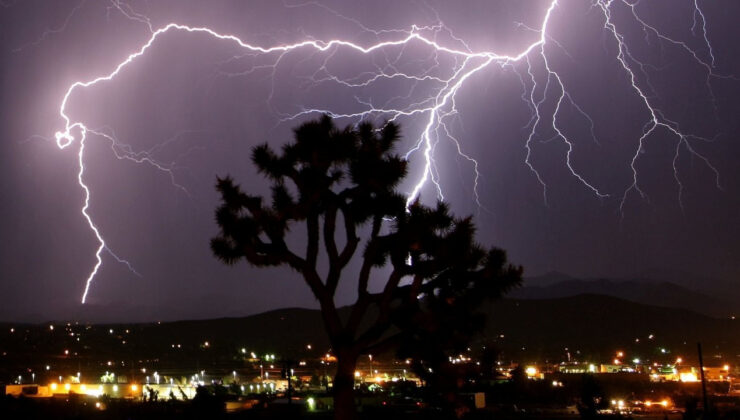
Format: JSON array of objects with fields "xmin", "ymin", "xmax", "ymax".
[
  {"xmin": 520, "ymin": 271, "xmax": 575, "ymax": 287},
  {"xmin": 630, "ymin": 268, "xmax": 740, "ymax": 302},
  {"xmin": 479, "ymin": 294, "xmax": 740, "ymax": 363},
  {"xmin": 512, "ymin": 277, "xmax": 736, "ymax": 318},
  {"xmin": 2, "ymin": 295, "xmax": 739, "ymax": 376},
  {"xmin": 0, "ymin": 294, "xmax": 271, "ymax": 325}
]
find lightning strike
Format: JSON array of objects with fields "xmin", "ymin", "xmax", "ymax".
[
  {"xmin": 52, "ymin": 0, "xmax": 730, "ymax": 302},
  {"xmin": 594, "ymin": 0, "xmax": 725, "ymax": 214}
]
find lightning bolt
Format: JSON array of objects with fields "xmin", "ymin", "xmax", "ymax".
[
  {"xmin": 593, "ymin": 0, "xmax": 728, "ymax": 214},
  {"xmin": 51, "ymin": 0, "xmax": 730, "ymax": 302},
  {"xmin": 11, "ymin": 0, "xmax": 87, "ymax": 53}
]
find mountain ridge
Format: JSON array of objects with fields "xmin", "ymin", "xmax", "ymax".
[{"xmin": 513, "ymin": 277, "xmax": 735, "ymax": 318}]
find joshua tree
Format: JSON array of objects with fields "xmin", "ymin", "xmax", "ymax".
[{"xmin": 211, "ymin": 115, "xmax": 521, "ymax": 418}]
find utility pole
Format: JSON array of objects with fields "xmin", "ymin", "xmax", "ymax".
[
  {"xmin": 281, "ymin": 360, "xmax": 294, "ymax": 405},
  {"xmin": 697, "ymin": 342, "xmax": 709, "ymax": 415}
]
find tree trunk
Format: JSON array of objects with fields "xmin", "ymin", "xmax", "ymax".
[{"xmin": 333, "ymin": 351, "xmax": 358, "ymax": 420}]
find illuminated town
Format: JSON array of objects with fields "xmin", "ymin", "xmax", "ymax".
[{"xmin": 2, "ymin": 311, "xmax": 740, "ymax": 418}]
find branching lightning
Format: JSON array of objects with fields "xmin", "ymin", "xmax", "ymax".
[{"xmin": 50, "ymin": 0, "xmax": 731, "ymax": 302}]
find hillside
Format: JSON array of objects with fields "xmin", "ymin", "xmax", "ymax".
[
  {"xmin": 2, "ymin": 295, "xmax": 739, "ymax": 376},
  {"xmin": 511, "ymin": 278, "xmax": 735, "ymax": 318},
  {"xmin": 480, "ymin": 294, "xmax": 740, "ymax": 363}
]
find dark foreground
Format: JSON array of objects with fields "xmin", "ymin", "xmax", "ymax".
[
  {"xmin": 3, "ymin": 396, "xmax": 740, "ymax": 420},
  {"xmin": 0, "ymin": 396, "xmax": 455, "ymax": 420}
]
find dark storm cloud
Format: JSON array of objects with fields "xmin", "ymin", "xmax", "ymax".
[{"xmin": 1, "ymin": 0, "xmax": 738, "ymax": 322}]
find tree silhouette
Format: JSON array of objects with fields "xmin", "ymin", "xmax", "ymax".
[{"xmin": 211, "ymin": 115, "xmax": 521, "ymax": 419}]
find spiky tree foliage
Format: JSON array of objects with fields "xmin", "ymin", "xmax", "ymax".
[{"xmin": 212, "ymin": 115, "xmax": 521, "ymax": 419}]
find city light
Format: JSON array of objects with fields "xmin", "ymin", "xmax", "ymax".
[{"xmin": 680, "ymin": 372, "xmax": 698, "ymax": 382}]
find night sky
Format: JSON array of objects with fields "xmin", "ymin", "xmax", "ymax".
[{"xmin": 1, "ymin": 0, "xmax": 739, "ymax": 323}]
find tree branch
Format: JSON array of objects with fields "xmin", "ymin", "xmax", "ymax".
[
  {"xmin": 306, "ymin": 211, "xmax": 320, "ymax": 269},
  {"xmin": 326, "ymin": 199, "xmax": 360, "ymax": 295},
  {"xmin": 337, "ymin": 194, "xmax": 360, "ymax": 268},
  {"xmin": 323, "ymin": 199, "xmax": 342, "ymax": 296},
  {"xmin": 323, "ymin": 200, "xmax": 339, "ymax": 263},
  {"xmin": 303, "ymin": 270, "xmax": 343, "ymax": 340},
  {"xmin": 351, "ymin": 267, "xmax": 407, "ymax": 352},
  {"xmin": 356, "ymin": 215, "xmax": 383, "ymax": 295}
]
